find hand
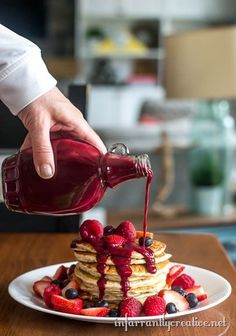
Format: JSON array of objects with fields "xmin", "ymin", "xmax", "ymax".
[{"xmin": 18, "ymin": 87, "xmax": 106, "ymax": 179}]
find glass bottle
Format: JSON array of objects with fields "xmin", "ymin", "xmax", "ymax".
[{"xmin": 1, "ymin": 138, "xmax": 151, "ymax": 216}]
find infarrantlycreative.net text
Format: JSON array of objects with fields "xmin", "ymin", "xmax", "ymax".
[{"xmin": 114, "ymin": 316, "xmax": 228, "ymax": 332}]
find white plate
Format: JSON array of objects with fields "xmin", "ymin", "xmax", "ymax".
[{"xmin": 8, "ymin": 262, "xmax": 231, "ymax": 324}]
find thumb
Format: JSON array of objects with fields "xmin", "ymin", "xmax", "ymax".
[{"xmin": 30, "ymin": 126, "xmax": 55, "ymax": 179}]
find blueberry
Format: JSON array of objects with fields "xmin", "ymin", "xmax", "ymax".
[
  {"xmin": 172, "ymin": 286, "xmax": 186, "ymax": 296},
  {"xmin": 84, "ymin": 302, "xmax": 94, "ymax": 308},
  {"xmin": 166, "ymin": 302, "xmax": 177, "ymax": 314},
  {"xmin": 185, "ymin": 293, "xmax": 198, "ymax": 308},
  {"xmin": 51, "ymin": 280, "xmax": 63, "ymax": 288},
  {"xmin": 139, "ymin": 237, "xmax": 153, "ymax": 247},
  {"xmin": 109, "ymin": 308, "xmax": 120, "ymax": 317},
  {"xmin": 104, "ymin": 226, "xmax": 115, "ymax": 235},
  {"xmin": 95, "ymin": 300, "xmax": 109, "ymax": 307},
  {"xmin": 65, "ymin": 288, "xmax": 79, "ymax": 299}
]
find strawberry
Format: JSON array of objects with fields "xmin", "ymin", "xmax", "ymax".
[
  {"xmin": 136, "ymin": 231, "xmax": 154, "ymax": 240},
  {"xmin": 33, "ymin": 280, "xmax": 50, "ymax": 298},
  {"xmin": 43, "ymin": 284, "xmax": 62, "ymax": 308},
  {"xmin": 185, "ymin": 285, "xmax": 208, "ymax": 302},
  {"xmin": 105, "ymin": 234, "xmax": 127, "ymax": 248},
  {"xmin": 166, "ymin": 264, "xmax": 185, "ymax": 286},
  {"xmin": 40, "ymin": 276, "xmax": 52, "ymax": 282},
  {"xmin": 80, "ymin": 219, "xmax": 103, "ymax": 243},
  {"xmin": 52, "ymin": 265, "xmax": 68, "ymax": 281},
  {"xmin": 159, "ymin": 289, "xmax": 189, "ymax": 312},
  {"xmin": 120, "ymin": 297, "xmax": 142, "ymax": 317},
  {"xmin": 115, "ymin": 221, "xmax": 136, "ymax": 242},
  {"xmin": 172, "ymin": 274, "xmax": 195, "ymax": 290},
  {"xmin": 143, "ymin": 295, "xmax": 166, "ymax": 316},
  {"xmin": 67, "ymin": 264, "xmax": 76, "ymax": 280},
  {"xmin": 51, "ymin": 294, "xmax": 83, "ymax": 315},
  {"xmin": 62, "ymin": 279, "xmax": 80, "ymax": 297},
  {"xmin": 80, "ymin": 307, "xmax": 109, "ymax": 317}
]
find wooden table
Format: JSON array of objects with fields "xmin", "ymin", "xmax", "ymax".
[{"xmin": 1, "ymin": 233, "xmax": 235, "ymax": 336}]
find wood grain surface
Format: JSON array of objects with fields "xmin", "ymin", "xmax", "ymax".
[{"xmin": 0, "ymin": 233, "xmax": 235, "ymax": 336}]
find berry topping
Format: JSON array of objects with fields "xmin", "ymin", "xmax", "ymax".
[
  {"xmin": 143, "ymin": 295, "xmax": 166, "ymax": 316},
  {"xmin": 65, "ymin": 288, "xmax": 79, "ymax": 300},
  {"xmin": 80, "ymin": 219, "xmax": 103, "ymax": 243},
  {"xmin": 136, "ymin": 231, "xmax": 154, "ymax": 240},
  {"xmin": 171, "ymin": 286, "xmax": 186, "ymax": 297},
  {"xmin": 62, "ymin": 279, "xmax": 80, "ymax": 297},
  {"xmin": 80, "ymin": 307, "xmax": 110, "ymax": 317},
  {"xmin": 51, "ymin": 294, "xmax": 83, "ymax": 314},
  {"xmin": 95, "ymin": 300, "xmax": 109, "ymax": 308},
  {"xmin": 120, "ymin": 297, "xmax": 142, "ymax": 317},
  {"xmin": 159, "ymin": 290, "xmax": 189, "ymax": 312},
  {"xmin": 115, "ymin": 220, "xmax": 136, "ymax": 242},
  {"xmin": 166, "ymin": 302, "xmax": 177, "ymax": 314},
  {"xmin": 109, "ymin": 308, "xmax": 120, "ymax": 317},
  {"xmin": 43, "ymin": 285, "xmax": 62, "ymax": 308},
  {"xmin": 171, "ymin": 274, "xmax": 195, "ymax": 290},
  {"xmin": 166, "ymin": 264, "xmax": 185, "ymax": 286},
  {"xmin": 104, "ymin": 234, "xmax": 127, "ymax": 248},
  {"xmin": 185, "ymin": 293, "xmax": 198, "ymax": 308},
  {"xmin": 33, "ymin": 280, "xmax": 51, "ymax": 298},
  {"xmin": 185, "ymin": 285, "xmax": 208, "ymax": 302},
  {"xmin": 139, "ymin": 236, "xmax": 153, "ymax": 247},
  {"xmin": 104, "ymin": 225, "xmax": 115, "ymax": 235},
  {"xmin": 52, "ymin": 265, "xmax": 68, "ymax": 281}
]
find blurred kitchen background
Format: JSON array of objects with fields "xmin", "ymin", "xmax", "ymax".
[{"xmin": 1, "ymin": 0, "xmax": 236, "ymax": 263}]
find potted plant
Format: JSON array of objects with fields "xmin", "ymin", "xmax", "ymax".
[{"xmin": 190, "ymin": 152, "xmax": 224, "ymax": 216}]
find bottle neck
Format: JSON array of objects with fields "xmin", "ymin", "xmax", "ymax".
[{"xmin": 102, "ymin": 153, "xmax": 152, "ymax": 188}]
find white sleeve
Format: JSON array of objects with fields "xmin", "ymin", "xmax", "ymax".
[{"xmin": 0, "ymin": 24, "xmax": 57, "ymax": 115}]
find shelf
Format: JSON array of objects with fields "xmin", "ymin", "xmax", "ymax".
[
  {"xmin": 80, "ymin": 49, "xmax": 165, "ymax": 60},
  {"xmin": 107, "ymin": 208, "xmax": 236, "ymax": 231}
]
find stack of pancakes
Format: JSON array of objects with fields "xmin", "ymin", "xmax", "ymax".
[{"xmin": 72, "ymin": 239, "xmax": 171, "ymax": 304}]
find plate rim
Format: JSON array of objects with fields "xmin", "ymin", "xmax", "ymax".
[{"xmin": 8, "ymin": 261, "xmax": 232, "ymax": 323}]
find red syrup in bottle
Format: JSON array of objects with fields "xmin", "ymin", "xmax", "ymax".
[
  {"xmin": 72, "ymin": 167, "xmax": 155, "ymax": 300},
  {"xmin": 2, "ymin": 139, "xmax": 151, "ymax": 216}
]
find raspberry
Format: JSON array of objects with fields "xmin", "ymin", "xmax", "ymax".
[
  {"xmin": 120, "ymin": 298, "xmax": 142, "ymax": 317},
  {"xmin": 115, "ymin": 221, "xmax": 136, "ymax": 242},
  {"xmin": 143, "ymin": 295, "xmax": 166, "ymax": 316},
  {"xmin": 171, "ymin": 274, "xmax": 195, "ymax": 290},
  {"xmin": 80, "ymin": 219, "xmax": 103, "ymax": 243}
]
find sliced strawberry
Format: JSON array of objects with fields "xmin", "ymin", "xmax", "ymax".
[
  {"xmin": 33, "ymin": 280, "xmax": 50, "ymax": 298},
  {"xmin": 40, "ymin": 276, "xmax": 52, "ymax": 282},
  {"xmin": 52, "ymin": 265, "xmax": 68, "ymax": 281},
  {"xmin": 104, "ymin": 234, "xmax": 127, "ymax": 248},
  {"xmin": 136, "ymin": 230, "xmax": 154, "ymax": 239},
  {"xmin": 159, "ymin": 289, "xmax": 189, "ymax": 312},
  {"xmin": 43, "ymin": 285, "xmax": 62, "ymax": 308},
  {"xmin": 51, "ymin": 294, "xmax": 83, "ymax": 315},
  {"xmin": 80, "ymin": 307, "xmax": 109, "ymax": 317},
  {"xmin": 67, "ymin": 264, "xmax": 76, "ymax": 280},
  {"xmin": 185, "ymin": 285, "xmax": 208, "ymax": 302},
  {"xmin": 166, "ymin": 264, "xmax": 185, "ymax": 286},
  {"xmin": 172, "ymin": 273, "xmax": 195, "ymax": 290},
  {"xmin": 62, "ymin": 279, "xmax": 80, "ymax": 297}
]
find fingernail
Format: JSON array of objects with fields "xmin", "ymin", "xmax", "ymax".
[{"xmin": 39, "ymin": 164, "xmax": 53, "ymax": 179}]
